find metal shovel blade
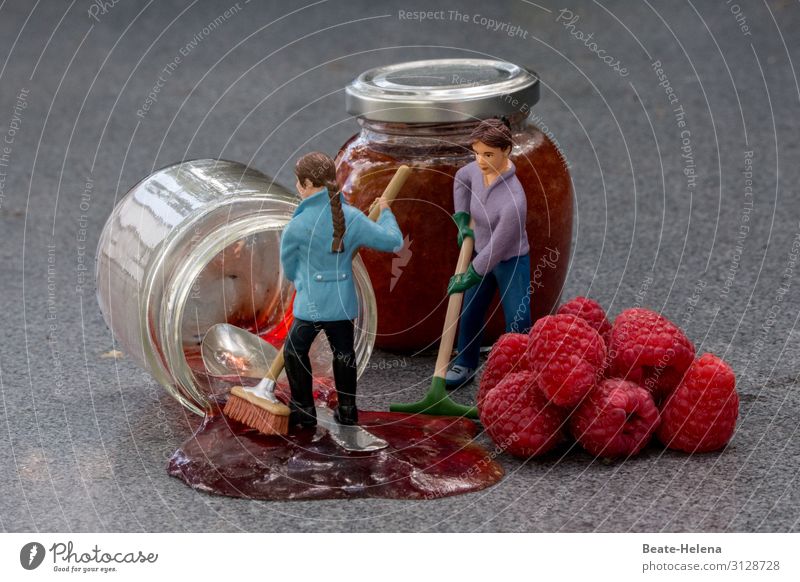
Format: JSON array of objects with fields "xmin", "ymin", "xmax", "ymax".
[
  {"xmin": 203, "ymin": 324, "xmax": 388, "ymax": 452},
  {"xmin": 315, "ymin": 406, "xmax": 388, "ymax": 452},
  {"xmin": 201, "ymin": 323, "xmax": 278, "ymax": 378}
]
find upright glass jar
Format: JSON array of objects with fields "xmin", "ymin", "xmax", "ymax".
[
  {"xmin": 337, "ymin": 59, "xmax": 573, "ymax": 352},
  {"xmin": 96, "ymin": 159, "xmax": 377, "ymax": 415}
]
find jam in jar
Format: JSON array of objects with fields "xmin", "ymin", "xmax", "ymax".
[{"xmin": 336, "ymin": 59, "xmax": 573, "ymax": 352}]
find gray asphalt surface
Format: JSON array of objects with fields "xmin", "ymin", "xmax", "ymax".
[{"xmin": 1, "ymin": 0, "xmax": 799, "ymax": 532}]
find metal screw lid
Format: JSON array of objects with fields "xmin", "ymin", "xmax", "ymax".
[{"xmin": 345, "ymin": 58, "xmax": 539, "ymax": 123}]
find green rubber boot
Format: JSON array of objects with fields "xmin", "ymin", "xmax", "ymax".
[{"xmin": 390, "ymin": 376, "xmax": 478, "ymax": 418}]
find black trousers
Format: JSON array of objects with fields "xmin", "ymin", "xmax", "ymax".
[{"xmin": 283, "ymin": 317, "xmax": 357, "ymax": 410}]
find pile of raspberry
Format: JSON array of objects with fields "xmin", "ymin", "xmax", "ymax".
[{"xmin": 477, "ymin": 296, "xmax": 739, "ymax": 460}]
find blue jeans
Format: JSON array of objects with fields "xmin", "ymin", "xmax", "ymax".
[{"xmin": 454, "ymin": 253, "xmax": 532, "ymax": 369}]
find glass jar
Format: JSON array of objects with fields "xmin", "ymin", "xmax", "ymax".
[
  {"xmin": 337, "ymin": 59, "xmax": 573, "ymax": 352},
  {"xmin": 96, "ymin": 159, "xmax": 377, "ymax": 416}
]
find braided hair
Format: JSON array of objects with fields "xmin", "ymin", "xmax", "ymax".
[{"xmin": 294, "ymin": 151, "xmax": 346, "ymax": 253}]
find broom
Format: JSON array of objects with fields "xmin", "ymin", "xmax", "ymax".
[
  {"xmin": 224, "ymin": 348, "xmax": 290, "ymax": 435},
  {"xmin": 389, "ymin": 215, "xmax": 479, "ymax": 418},
  {"xmin": 223, "ymin": 164, "xmax": 412, "ymax": 435}
]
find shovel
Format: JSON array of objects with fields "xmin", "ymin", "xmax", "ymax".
[{"xmin": 389, "ymin": 217, "xmax": 479, "ymax": 418}]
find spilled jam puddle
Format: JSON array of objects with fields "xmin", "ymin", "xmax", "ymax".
[
  {"xmin": 168, "ymin": 388, "xmax": 503, "ymax": 501},
  {"xmin": 175, "ymin": 309, "xmax": 503, "ymax": 500}
]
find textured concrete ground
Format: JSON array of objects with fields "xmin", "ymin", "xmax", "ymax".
[{"xmin": 0, "ymin": 0, "xmax": 799, "ymax": 532}]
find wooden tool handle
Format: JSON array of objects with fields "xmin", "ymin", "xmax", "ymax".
[
  {"xmin": 434, "ymin": 217, "xmax": 476, "ymax": 379},
  {"xmin": 265, "ymin": 346, "xmax": 285, "ymax": 382},
  {"xmin": 367, "ymin": 165, "xmax": 411, "ymax": 221}
]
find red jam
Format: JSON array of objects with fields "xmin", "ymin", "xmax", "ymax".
[
  {"xmin": 167, "ymin": 391, "xmax": 504, "ymax": 501},
  {"xmin": 176, "ymin": 313, "xmax": 505, "ymax": 501},
  {"xmin": 336, "ymin": 118, "xmax": 573, "ymax": 352}
]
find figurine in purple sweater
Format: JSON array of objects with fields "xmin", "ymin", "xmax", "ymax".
[{"xmin": 446, "ymin": 117, "xmax": 532, "ymax": 388}]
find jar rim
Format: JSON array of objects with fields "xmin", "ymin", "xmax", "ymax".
[
  {"xmin": 346, "ymin": 58, "xmax": 540, "ymax": 123},
  {"xmin": 141, "ymin": 200, "xmax": 377, "ymax": 416}
]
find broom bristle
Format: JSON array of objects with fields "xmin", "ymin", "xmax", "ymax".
[{"xmin": 223, "ymin": 389, "xmax": 290, "ymax": 436}]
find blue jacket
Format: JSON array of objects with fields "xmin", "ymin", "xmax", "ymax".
[{"xmin": 280, "ymin": 187, "xmax": 404, "ymax": 321}]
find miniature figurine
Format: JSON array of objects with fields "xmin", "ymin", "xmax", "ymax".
[
  {"xmin": 280, "ymin": 151, "xmax": 404, "ymax": 427},
  {"xmin": 446, "ymin": 117, "xmax": 532, "ymax": 388}
]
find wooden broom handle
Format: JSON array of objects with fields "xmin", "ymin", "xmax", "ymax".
[
  {"xmin": 367, "ymin": 165, "xmax": 411, "ymax": 221},
  {"xmin": 265, "ymin": 347, "xmax": 285, "ymax": 382},
  {"xmin": 434, "ymin": 217, "xmax": 476, "ymax": 379},
  {"xmin": 271, "ymin": 165, "xmax": 412, "ymax": 376}
]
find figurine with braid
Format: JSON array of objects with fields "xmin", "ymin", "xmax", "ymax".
[{"xmin": 280, "ymin": 152, "xmax": 403, "ymax": 427}]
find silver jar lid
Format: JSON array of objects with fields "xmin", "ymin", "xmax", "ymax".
[{"xmin": 345, "ymin": 58, "xmax": 539, "ymax": 123}]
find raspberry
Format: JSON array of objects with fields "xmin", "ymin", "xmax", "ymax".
[
  {"xmin": 606, "ymin": 308, "xmax": 695, "ymax": 400},
  {"xmin": 477, "ymin": 333, "xmax": 530, "ymax": 409},
  {"xmin": 569, "ymin": 378, "xmax": 660, "ymax": 458},
  {"xmin": 527, "ymin": 314, "xmax": 606, "ymax": 408},
  {"xmin": 557, "ymin": 296, "xmax": 612, "ymax": 343},
  {"xmin": 656, "ymin": 353, "xmax": 739, "ymax": 453},
  {"xmin": 479, "ymin": 370, "xmax": 568, "ymax": 458}
]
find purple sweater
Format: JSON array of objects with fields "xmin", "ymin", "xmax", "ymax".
[{"xmin": 453, "ymin": 160, "xmax": 530, "ymax": 276}]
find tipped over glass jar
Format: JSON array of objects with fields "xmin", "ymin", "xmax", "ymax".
[{"xmin": 95, "ymin": 160, "xmax": 377, "ymax": 415}]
